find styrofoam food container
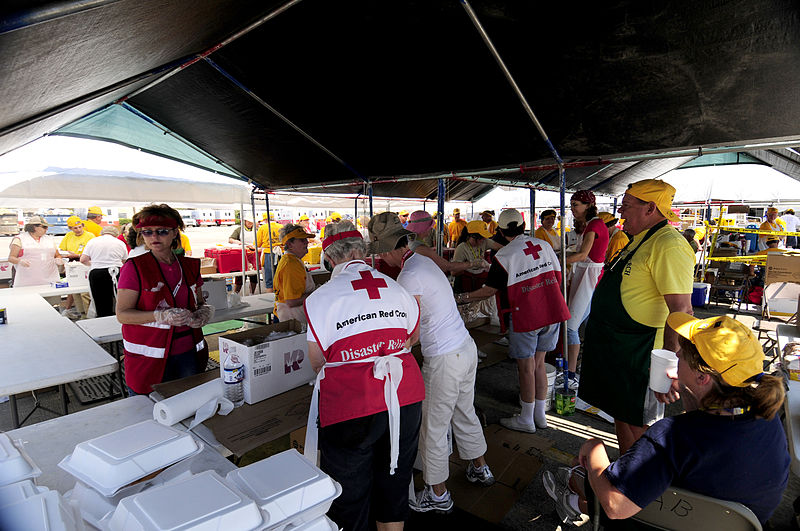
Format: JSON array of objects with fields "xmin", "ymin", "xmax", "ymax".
[
  {"xmin": 2, "ymin": 489, "xmax": 83, "ymax": 531},
  {"xmin": 108, "ymin": 470, "xmax": 263, "ymax": 531},
  {"xmin": 0, "ymin": 432, "xmax": 42, "ymax": 487},
  {"xmin": 58, "ymin": 420, "xmax": 202, "ymax": 496},
  {"xmin": 284, "ymin": 516, "xmax": 338, "ymax": 531},
  {"xmin": 226, "ymin": 449, "xmax": 341, "ymax": 530},
  {"xmin": 0, "ymin": 479, "xmax": 47, "ymax": 508}
]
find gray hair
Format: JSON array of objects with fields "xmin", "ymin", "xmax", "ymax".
[
  {"xmin": 101, "ymin": 226, "xmax": 119, "ymax": 236},
  {"xmin": 324, "ymin": 221, "xmax": 366, "ymax": 263},
  {"xmin": 279, "ymin": 223, "xmax": 302, "ymax": 241}
]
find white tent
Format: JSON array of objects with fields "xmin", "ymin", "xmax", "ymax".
[
  {"xmin": 662, "ymin": 164, "xmax": 800, "ymax": 204},
  {"xmin": 0, "ymin": 137, "xmax": 251, "ymax": 208}
]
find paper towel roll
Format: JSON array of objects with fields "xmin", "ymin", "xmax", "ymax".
[{"xmin": 153, "ymin": 379, "xmax": 227, "ymax": 426}]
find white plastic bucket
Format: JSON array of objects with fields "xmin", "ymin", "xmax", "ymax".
[{"xmin": 545, "ymin": 363, "xmax": 556, "ymax": 411}]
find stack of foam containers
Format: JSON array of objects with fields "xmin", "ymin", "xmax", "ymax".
[
  {"xmin": 57, "ymin": 420, "xmax": 205, "ymax": 528},
  {"xmin": 0, "ymin": 433, "xmax": 84, "ymax": 530},
  {"xmin": 225, "ymin": 449, "xmax": 342, "ymax": 530}
]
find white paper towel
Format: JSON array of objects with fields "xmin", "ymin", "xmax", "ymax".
[{"xmin": 153, "ymin": 378, "xmax": 234, "ymax": 428}]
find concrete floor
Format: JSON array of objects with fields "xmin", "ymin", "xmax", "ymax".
[{"xmin": 1, "ymin": 303, "xmax": 797, "ymax": 530}]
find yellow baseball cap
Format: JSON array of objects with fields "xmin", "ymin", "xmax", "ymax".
[
  {"xmin": 466, "ymin": 220, "xmax": 492, "ymax": 238},
  {"xmin": 767, "ymin": 207, "xmax": 779, "ymax": 214},
  {"xmin": 667, "ymin": 312, "xmax": 764, "ymax": 387},
  {"xmin": 66, "ymin": 216, "xmax": 83, "ymax": 228},
  {"xmin": 597, "ymin": 212, "xmax": 618, "ymax": 225},
  {"xmin": 398, "ymin": 210, "xmax": 409, "ymax": 216},
  {"xmin": 625, "ymin": 179, "xmax": 680, "ymax": 222},
  {"xmin": 453, "ymin": 208, "xmax": 460, "ymax": 214},
  {"xmin": 299, "ymin": 214, "xmax": 310, "ymax": 221},
  {"xmin": 330, "ymin": 212, "xmax": 342, "ymax": 221},
  {"xmin": 88, "ymin": 206, "xmax": 103, "ymax": 215}
]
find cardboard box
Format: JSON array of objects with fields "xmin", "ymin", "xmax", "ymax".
[
  {"xmin": 65, "ymin": 261, "xmax": 89, "ymax": 286},
  {"xmin": 766, "ymin": 254, "xmax": 800, "ymax": 285},
  {"xmin": 219, "ymin": 320, "xmax": 313, "ymax": 405},
  {"xmin": 202, "ymin": 278, "xmax": 228, "ymax": 310},
  {"xmin": 413, "ymin": 424, "xmax": 545, "ymax": 524},
  {"xmin": 200, "ymin": 257, "xmax": 217, "ymax": 275}
]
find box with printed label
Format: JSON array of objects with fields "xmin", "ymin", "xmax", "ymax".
[
  {"xmin": 65, "ymin": 261, "xmax": 89, "ymax": 286},
  {"xmin": 766, "ymin": 254, "xmax": 800, "ymax": 285},
  {"xmin": 218, "ymin": 320, "xmax": 312, "ymax": 405}
]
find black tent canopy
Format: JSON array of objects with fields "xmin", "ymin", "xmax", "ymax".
[{"xmin": 2, "ymin": 0, "xmax": 800, "ymax": 201}]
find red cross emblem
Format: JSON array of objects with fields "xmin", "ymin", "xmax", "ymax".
[
  {"xmin": 523, "ymin": 241, "xmax": 542, "ymax": 259},
  {"xmin": 351, "ymin": 270, "xmax": 388, "ymax": 300}
]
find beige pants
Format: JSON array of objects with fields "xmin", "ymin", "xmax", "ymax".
[{"xmin": 420, "ymin": 337, "xmax": 487, "ymax": 485}]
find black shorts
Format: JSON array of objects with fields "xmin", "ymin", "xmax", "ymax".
[{"xmin": 319, "ymin": 402, "xmax": 422, "ymax": 531}]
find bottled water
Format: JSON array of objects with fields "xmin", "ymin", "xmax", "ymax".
[{"xmin": 222, "ymin": 353, "xmax": 245, "ymax": 407}]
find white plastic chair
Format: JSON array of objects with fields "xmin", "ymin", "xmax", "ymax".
[{"xmin": 593, "ymin": 486, "xmax": 762, "ymax": 531}]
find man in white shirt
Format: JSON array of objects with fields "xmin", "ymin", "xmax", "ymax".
[
  {"xmin": 783, "ymin": 209, "xmax": 799, "ymax": 248},
  {"xmin": 370, "ymin": 212, "xmax": 494, "ymax": 515}
]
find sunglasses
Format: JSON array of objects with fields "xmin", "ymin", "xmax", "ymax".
[{"xmin": 140, "ymin": 228, "xmax": 173, "ymax": 237}]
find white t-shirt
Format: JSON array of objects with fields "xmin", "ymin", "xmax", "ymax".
[
  {"xmin": 82, "ymin": 235, "xmax": 128, "ymax": 270},
  {"xmin": 783, "ymin": 214, "xmax": 800, "ymax": 233},
  {"xmin": 397, "ymin": 253, "xmax": 470, "ymax": 357}
]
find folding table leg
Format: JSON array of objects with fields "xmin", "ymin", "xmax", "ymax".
[{"xmin": 10, "ymin": 394, "xmax": 19, "ymax": 429}]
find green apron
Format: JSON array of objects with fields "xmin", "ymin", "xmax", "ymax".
[{"xmin": 577, "ymin": 221, "xmax": 668, "ymax": 426}]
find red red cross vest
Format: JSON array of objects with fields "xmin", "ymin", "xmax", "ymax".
[
  {"xmin": 493, "ymin": 235, "xmax": 570, "ymax": 332},
  {"xmin": 121, "ymin": 253, "xmax": 208, "ymax": 394},
  {"xmin": 304, "ymin": 260, "xmax": 424, "ymax": 427}
]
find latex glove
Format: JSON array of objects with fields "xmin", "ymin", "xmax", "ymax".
[
  {"xmin": 153, "ymin": 307, "xmax": 193, "ymax": 327},
  {"xmin": 54, "ymin": 256, "xmax": 65, "ymax": 266},
  {"xmin": 469, "ymin": 259, "xmax": 485, "ymax": 269},
  {"xmin": 18, "ymin": 259, "xmax": 31, "ymax": 267},
  {"xmin": 188, "ymin": 305, "xmax": 215, "ymax": 328},
  {"xmin": 479, "ymin": 259, "xmax": 491, "ymax": 271}
]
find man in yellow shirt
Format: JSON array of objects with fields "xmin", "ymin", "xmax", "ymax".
[
  {"xmin": 256, "ymin": 213, "xmax": 284, "ymax": 290},
  {"xmin": 273, "ymin": 224, "xmax": 315, "ymax": 322},
  {"xmin": 533, "ymin": 209, "xmax": 560, "ymax": 251},
  {"xmin": 178, "ymin": 232, "xmax": 192, "ymax": 256},
  {"xmin": 83, "ymin": 206, "xmax": 103, "ymax": 236},
  {"xmin": 59, "ymin": 216, "xmax": 96, "ymax": 318},
  {"xmin": 758, "ymin": 207, "xmax": 784, "ymax": 250},
  {"xmin": 447, "ymin": 208, "xmax": 467, "ymax": 247},
  {"xmin": 481, "ymin": 210, "xmax": 498, "ymax": 236},
  {"xmin": 579, "ymin": 179, "xmax": 694, "ymax": 454},
  {"xmin": 319, "ymin": 212, "xmax": 342, "ymax": 240},
  {"xmin": 59, "ymin": 216, "xmax": 95, "ymax": 260},
  {"xmin": 398, "ymin": 210, "xmax": 410, "ymax": 227}
]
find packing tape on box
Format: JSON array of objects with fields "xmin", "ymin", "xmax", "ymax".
[{"xmin": 153, "ymin": 378, "xmax": 233, "ymax": 429}]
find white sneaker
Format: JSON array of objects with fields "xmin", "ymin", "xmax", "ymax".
[
  {"xmin": 477, "ymin": 349, "xmax": 488, "ymax": 360},
  {"xmin": 409, "ymin": 485, "xmax": 454, "ymax": 514},
  {"xmin": 465, "ymin": 462, "xmax": 495, "ymax": 486},
  {"xmin": 500, "ymin": 415, "xmax": 536, "ymax": 433}
]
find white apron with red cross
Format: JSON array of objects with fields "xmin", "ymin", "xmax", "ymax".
[
  {"xmin": 493, "ymin": 235, "xmax": 570, "ymax": 332},
  {"xmin": 303, "ymin": 260, "xmax": 423, "ymax": 473}
]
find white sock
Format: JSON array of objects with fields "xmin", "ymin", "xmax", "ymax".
[
  {"xmin": 534, "ymin": 399, "xmax": 548, "ymax": 427},
  {"xmin": 520, "ymin": 399, "xmax": 535, "ymax": 424},
  {"xmin": 431, "ymin": 488, "xmax": 448, "ymax": 501}
]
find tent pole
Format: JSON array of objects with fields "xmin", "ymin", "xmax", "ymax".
[
  {"xmin": 461, "ymin": 0, "xmax": 569, "ymax": 363},
  {"xmin": 354, "ymin": 194, "xmax": 359, "ymax": 225},
  {"xmin": 239, "ymin": 202, "xmax": 247, "ymax": 295},
  {"xmin": 613, "ymin": 197, "xmax": 618, "ymax": 215},
  {"xmin": 265, "ymin": 193, "xmax": 275, "ymax": 294},
  {"xmin": 437, "ymin": 179, "xmax": 445, "ymax": 256},
  {"xmin": 530, "ymin": 188, "xmax": 536, "ymax": 232},
  {"xmin": 368, "ymin": 183, "xmax": 374, "ymax": 217},
  {"xmin": 251, "ymin": 188, "xmax": 262, "ymax": 294}
]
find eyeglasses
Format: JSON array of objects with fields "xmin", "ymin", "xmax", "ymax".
[{"xmin": 140, "ymin": 228, "xmax": 173, "ymax": 237}]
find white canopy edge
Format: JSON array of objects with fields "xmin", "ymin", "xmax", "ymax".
[{"xmin": 0, "ymin": 136, "xmax": 251, "ymax": 208}]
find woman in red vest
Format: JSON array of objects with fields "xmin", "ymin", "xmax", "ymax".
[{"xmin": 115, "ymin": 204, "xmax": 213, "ymax": 396}]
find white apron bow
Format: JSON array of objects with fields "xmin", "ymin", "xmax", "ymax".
[{"xmin": 304, "ymin": 350, "xmax": 407, "ymax": 474}]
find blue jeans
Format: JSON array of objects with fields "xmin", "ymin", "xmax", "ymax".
[
  {"xmin": 263, "ymin": 254, "xmax": 275, "ymax": 289},
  {"xmin": 567, "ymin": 301, "xmax": 592, "ymax": 345}
]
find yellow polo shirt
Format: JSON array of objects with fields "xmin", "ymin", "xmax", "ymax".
[
  {"xmin": 274, "ymin": 253, "xmax": 308, "ymax": 310},
  {"xmin": 605, "ymin": 229, "xmax": 630, "ymax": 263},
  {"xmin": 485, "ymin": 220, "xmax": 498, "ymax": 236},
  {"xmin": 447, "ymin": 219, "xmax": 467, "ymax": 245},
  {"xmin": 59, "ymin": 231, "xmax": 95, "ymax": 254},
  {"xmin": 256, "ymin": 222, "xmax": 283, "ymax": 255},
  {"xmin": 534, "ymin": 227, "xmax": 560, "ymax": 250},
  {"xmin": 179, "ymin": 232, "xmax": 192, "ymax": 256},
  {"xmin": 83, "ymin": 219, "xmax": 102, "ymax": 237},
  {"xmin": 619, "ymin": 225, "xmax": 695, "ymax": 347}
]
